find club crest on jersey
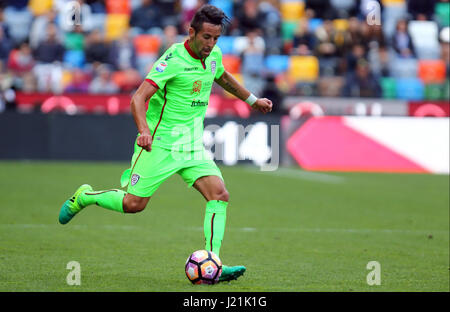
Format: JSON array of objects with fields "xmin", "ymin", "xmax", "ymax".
[
  {"xmin": 156, "ymin": 61, "xmax": 167, "ymax": 72},
  {"xmin": 211, "ymin": 61, "xmax": 216, "ymax": 74},
  {"xmin": 131, "ymin": 174, "xmax": 140, "ymax": 186},
  {"xmin": 191, "ymin": 80, "xmax": 202, "ymax": 96}
]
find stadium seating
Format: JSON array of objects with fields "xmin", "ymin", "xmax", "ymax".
[
  {"xmin": 63, "ymin": 50, "xmax": 86, "ymax": 69},
  {"xmin": 390, "ymin": 58, "xmax": 418, "ymax": 79},
  {"xmin": 28, "ymin": 0, "xmax": 53, "ymax": 16},
  {"xmin": 380, "ymin": 77, "xmax": 397, "ymax": 99},
  {"xmin": 105, "ymin": 0, "xmax": 131, "ymax": 15},
  {"xmin": 281, "ymin": 20, "xmax": 298, "ymax": 41},
  {"xmin": 105, "ymin": 14, "xmax": 130, "ymax": 41},
  {"xmin": 222, "ymin": 55, "xmax": 241, "ymax": 74},
  {"xmin": 0, "ymin": 0, "xmax": 448, "ymax": 103},
  {"xmin": 134, "ymin": 35, "xmax": 161, "ymax": 55},
  {"xmin": 396, "ymin": 78, "xmax": 424, "ymax": 100},
  {"xmin": 424, "ymin": 83, "xmax": 447, "ymax": 100},
  {"xmin": 264, "ymin": 55, "xmax": 290, "ymax": 74},
  {"xmin": 288, "ymin": 56, "xmax": 319, "ymax": 82},
  {"xmin": 216, "ymin": 36, "xmax": 236, "ymax": 55},
  {"xmin": 418, "ymin": 60, "xmax": 447, "ymax": 83},
  {"xmin": 210, "ymin": 0, "xmax": 233, "ymax": 19},
  {"xmin": 435, "ymin": 2, "xmax": 450, "ymax": 27},
  {"xmin": 280, "ymin": 0, "xmax": 305, "ymax": 21}
]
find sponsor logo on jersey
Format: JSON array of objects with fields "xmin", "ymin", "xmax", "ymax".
[
  {"xmin": 191, "ymin": 80, "xmax": 202, "ymax": 96},
  {"xmin": 184, "ymin": 67, "xmax": 199, "ymax": 71},
  {"xmin": 211, "ymin": 61, "xmax": 216, "ymax": 74},
  {"xmin": 156, "ymin": 61, "xmax": 167, "ymax": 72},
  {"xmin": 131, "ymin": 174, "xmax": 140, "ymax": 186},
  {"xmin": 191, "ymin": 100, "xmax": 208, "ymax": 107},
  {"xmin": 164, "ymin": 53, "xmax": 173, "ymax": 61}
]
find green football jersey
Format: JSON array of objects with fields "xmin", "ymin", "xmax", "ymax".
[{"xmin": 145, "ymin": 40, "xmax": 225, "ymax": 151}]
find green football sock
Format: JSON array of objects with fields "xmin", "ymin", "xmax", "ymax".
[
  {"xmin": 204, "ymin": 200, "xmax": 228, "ymax": 257},
  {"xmin": 79, "ymin": 189, "xmax": 125, "ymax": 213}
]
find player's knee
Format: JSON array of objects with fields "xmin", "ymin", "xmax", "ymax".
[
  {"xmin": 123, "ymin": 199, "xmax": 147, "ymax": 213},
  {"xmin": 214, "ymin": 188, "xmax": 229, "ymax": 202}
]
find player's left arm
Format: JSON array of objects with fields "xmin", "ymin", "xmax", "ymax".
[{"xmin": 215, "ymin": 71, "xmax": 273, "ymax": 114}]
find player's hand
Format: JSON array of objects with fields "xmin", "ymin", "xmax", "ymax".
[
  {"xmin": 251, "ymin": 98, "xmax": 273, "ymax": 114},
  {"xmin": 137, "ymin": 132, "xmax": 153, "ymax": 152}
]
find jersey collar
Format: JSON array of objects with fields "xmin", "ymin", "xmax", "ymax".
[{"xmin": 184, "ymin": 40, "xmax": 206, "ymax": 69}]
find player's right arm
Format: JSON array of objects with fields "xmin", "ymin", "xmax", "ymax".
[{"xmin": 130, "ymin": 81, "xmax": 158, "ymax": 152}]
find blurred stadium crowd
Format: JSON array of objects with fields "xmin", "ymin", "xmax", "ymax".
[{"xmin": 0, "ymin": 0, "xmax": 449, "ymax": 113}]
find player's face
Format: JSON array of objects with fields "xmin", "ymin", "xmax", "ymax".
[{"xmin": 191, "ymin": 22, "xmax": 222, "ymax": 58}]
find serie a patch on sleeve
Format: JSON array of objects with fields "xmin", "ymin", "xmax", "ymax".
[{"xmin": 156, "ymin": 61, "xmax": 168, "ymax": 72}]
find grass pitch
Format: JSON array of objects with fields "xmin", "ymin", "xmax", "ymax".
[{"xmin": 0, "ymin": 161, "xmax": 448, "ymax": 292}]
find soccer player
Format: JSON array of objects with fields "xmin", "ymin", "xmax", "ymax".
[{"xmin": 58, "ymin": 4, "xmax": 273, "ymax": 282}]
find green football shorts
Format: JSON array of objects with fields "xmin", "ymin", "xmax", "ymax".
[{"xmin": 122, "ymin": 143, "xmax": 223, "ymax": 198}]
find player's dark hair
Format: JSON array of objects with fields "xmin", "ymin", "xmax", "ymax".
[{"xmin": 190, "ymin": 4, "xmax": 230, "ymax": 33}]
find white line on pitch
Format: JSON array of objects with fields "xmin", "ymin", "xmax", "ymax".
[{"xmin": 242, "ymin": 167, "xmax": 346, "ymax": 184}]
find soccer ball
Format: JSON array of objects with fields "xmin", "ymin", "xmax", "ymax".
[{"xmin": 185, "ymin": 250, "xmax": 222, "ymax": 284}]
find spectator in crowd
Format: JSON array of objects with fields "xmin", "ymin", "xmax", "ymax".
[
  {"xmin": 234, "ymin": 0, "xmax": 264, "ymax": 36},
  {"xmin": 2, "ymin": 0, "xmax": 27, "ymax": 10},
  {"xmin": 369, "ymin": 45, "xmax": 391, "ymax": 77},
  {"xmin": 33, "ymin": 23, "xmax": 65, "ymax": 64},
  {"xmin": 64, "ymin": 24, "xmax": 85, "ymax": 52},
  {"xmin": 258, "ymin": 0, "xmax": 282, "ymax": 54},
  {"xmin": 33, "ymin": 23, "xmax": 65, "ymax": 93},
  {"xmin": 157, "ymin": 0, "xmax": 178, "ymax": 28},
  {"xmin": 234, "ymin": 29, "xmax": 266, "ymax": 56},
  {"xmin": 260, "ymin": 73, "xmax": 284, "ymax": 115},
  {"xmin": 88, "ymin": 64, "xmax": 119, "ymax": 94},
  {"xmin": 181, "ymin": 0, "xmax": 207, "ymax": 34},
  {"xmin": 292, "ymin": 18, "xmax": 315, "ymax": 56},
  {"xmin": 314, "ymin": 19, "xmax": 338, "ymax": 58},
  {"xmin": 7, "ymin": 41, "xmax": 34, "ymax": 74},
  {"xmin": 360, "ymin": 23, "xmax": 386, "ymax": 48},
  {"xmin": 305, "ymin": 0, "xmax": 336, "ymax": 20},
  {"xmin": 344, "ymin": 43, "xmax": 366, "ymax": 73},
  {"xmin": 342, "ymin": 58, "xmax": 382, "ymax": 97},
  {"xmin": 29, "ymin": 8, "xmax": 60, "ymax": 49},
  {"xmin": 314, "ymin": 19, "xmax": 339, "ymax": 75},
  {"xmin": 130, "ymin": 0, "xmax": 163, "ymax": 35},
  {"xmin": 5, "ymin": 40, "xmax": 36, "ymax": 93},
  {"xmin": 85, "ymin": 0, "xmax": 106, "ymax": 14},
  {"xmin": 159, "ymin": 25, "xmax": 183, "ymax": 56},
  {"xmin": 347, "ymin": 16, "xmax": 364, "ymax": 46},
  {"xmin": 0, "ymin": 7, "xmax": 10, "ymax": 40},
  {"xmin": 391, "ymin": 19, "xmax": 416, "ymax": 58},
  {"xmin": 0, "ymin": 59, "xmax": 16, "ymax": 112},
  {"xmin": 330, "ymin": 0, "xmax": 358, "ymax": 19},
  {"xmin": 84, "ymin": 29, "xmax": 113, "ymax": 67},
  {"xmin": 240, "ymin": 30, "xmax": 266, "ymax": 97},
  {"xmin": 0, "ymin": 26, "xmax": 12, "ymax": 65},
  {"xmin": 407, "ymin": 0, "xmax": 437, "ymax": 20},
  {"xmin": 110, "ymin": 31, "xmax": 137, "ymax": 71}
]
